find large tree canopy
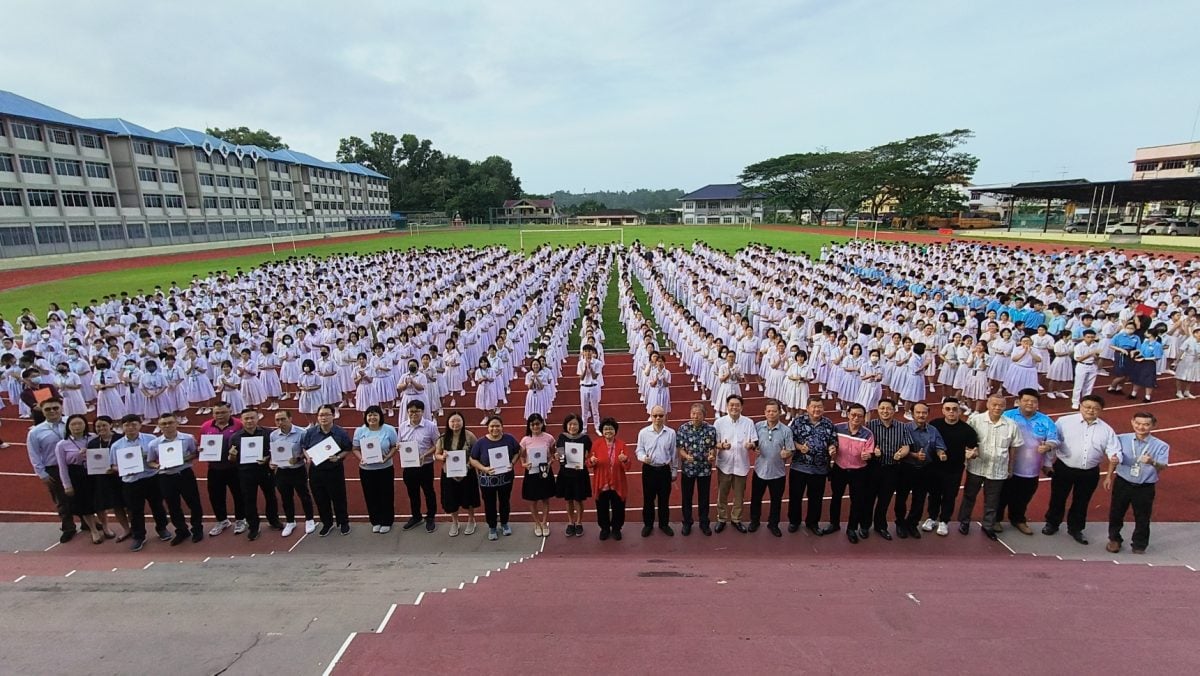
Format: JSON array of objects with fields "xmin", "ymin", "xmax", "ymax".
[{"xmin": 205, "ymin": 126, "xmax": 288, "ymax": 151}]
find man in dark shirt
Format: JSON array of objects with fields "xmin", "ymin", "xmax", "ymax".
[
  {"xmin": 229, "ymin": 408, "xmax": 282, "ymax": 541},
  {"xmin": 865, "ymin": 399, "xmax": 913, "ymax": 540},
  {"xmin": 198, "ymin": 402, "xmax": 245, "ymax": 536},
  {"xmin": 927, "ymin": 398, "xmax": 980, "ymax": 537}
]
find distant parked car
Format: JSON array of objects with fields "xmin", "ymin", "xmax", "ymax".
[
  {"xmin": 1104, "ymin": 222, "xmax": 1144, "ymax": 235},
  {"xmin": 1141, "ymin": 220, "xmax": 1199, "ymax": 236},
  {"xmin": 1063, "ymin": 221, "xmax": 1109, "ymax": 234}
]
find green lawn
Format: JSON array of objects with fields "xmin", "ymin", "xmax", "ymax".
[{"xmin": 0, "ymin": 226, "xmax": 845, "ymax": 323}]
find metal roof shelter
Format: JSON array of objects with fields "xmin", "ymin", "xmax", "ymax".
[{"xmin": 977, "ymin": 177, "xmax": 1200, "ymax": 234}]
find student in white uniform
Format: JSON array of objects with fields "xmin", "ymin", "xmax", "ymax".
[{"xmin": 577, "ymin": 344, "xmax": 603, "ymax": 431}]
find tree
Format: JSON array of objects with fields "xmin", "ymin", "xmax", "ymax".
[
  {"xmin": 205, "ymin": 126, "xmax": 288, "ymax": 150},
  {"xmin": 569, "ymin": 199, "xmax": 608, "ymax": 216},
  {"xmin": 877, "ymin": 129, "xmax": 977, "ymax": 217}
]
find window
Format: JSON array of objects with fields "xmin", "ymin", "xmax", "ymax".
[
  {"xmin": 200, "ymin": 174, "xmax": 215, "ymax": 187},
  {"xmin": 19, "ymin": 155, "xmax": 52, "ymax": 174},
  {"xmin": 126, "ymin": 223, "xmax": 145, "ymax": 239},
  {"xmin": 144, "ymin": 194, "xmax": 164, "ymax": 208},
  {"xmin": 80, "ymin": 133, "xmax": 103, "ymax": 149},
  {"xmin": 270, "ymin": 180, "xmax": 281, "ymax": 191},
  {"xmin": 0, "ymin": 188, "xmax": 22, "ymax": 206},
  {"xmin": 0, "ymin": 226, "xmax": 35, "ymax": 247},
  {"xmin": 91, "ymin": 192, "xmax": 117, "ymax": 208},
  {"xmin": 1135, "ymin": 162, "xmax": 1157, "ymax": 172},
  {"xmin": 190, "ymin": 222, "xmax": 206, "ymax": 236},
  {"xmin": 242, "ymin": 158, "xmax": 255, "ymax": 170},
  {"xmin": 133, "ymin": 141, "xmax": 153, "ymax": 156},
  {"xmin": 194, "ymin": 149, "xmax": 209, "ymax": 164},
  {"xmin": 212, "ymin": 153, "xmax": 226, "ymax": 166},
  {"xmin": 207, "ymin": 222, "xmax": 223, "ymax": 235},
  {"xmin": 216, "ymin": 175, "xmax": 231, "ymax": 188},
  {"xmin": 155, "ymin": 144, "xmax": 175, "ymax": 159},
  {"xmin": 285, "ymin": 200, "xmax": 295, "ymax": 210},
  {"xmin": 249, "ymin": 198, "xmax": 261, "ymax": 209},
  {"xmin": 165, "ymin": 195, "xmax": 184, "ymax": 209},
  {"xmin": 282, "ymin": 182, "xmax": 292, "ymax": 193},
  {"xmin": 149, "ymin": 222, "xmax": 170, "ymax": 238},
  {"xmin": 54, "ymin": 159, "xmax": 83, "ymax": 177},
  {"xmin": 171, "ymin": 222, "xmax": 189, "ymax": 237},
  {"xmin": 159, "ymin": 169, "xmax": 178, "ymax": 183},
  {"xmin": 85, "ymin": 161, "xmax": 111, "ymax": 179},
  {"xmin": 232, "ymin": 176, "xmax": 244, "ymax": 189},
  {"xmin": 273, "ymin": 199, "xmax": 284, "ymax": 210},
  {"xmin": 219, "ymin": 197, "xmax": 234, "ymax": 209},
  {"xmin": 202, "ymin": 196, "xmax": 218, "ymax": 209},
  {"xmin": 0, "ymin": 154, "xmax": 13, "ymax": 172},
  {"xmin": 50, "ymin": 128, "xmax": 74, "ymax": 145},
  {"xmin": 26, "ymin": 189, "xmax": 58, "ymax": 207},
  {"xmin": 98, "ymin": 223, "xmax": 126, "ymax": 241},
  {"xmin": 1162, "ymin": 159, "xmax": 1187, "ymax": 170},
  {"xmin": 246, "ymin": 177, "xmax": 258, "ymax": 189},
  {"xmin": 36, "ymin": 225, "xmax": 67, "ymax": 244},
  {"xmin": 236, "ymin": 198, "xmax": 248, "ymax": 209},
  {"xmin": 11, "ymin": 121, "xmax": 42, "ymax": 141},
  {"xmin": 70, "ymin": 224, "xmax": 97, "ymax": 242},
  {"xmin": 137, "ymin": 167, "xmax": 158, "ymax": 182},
  {"xmin": 61, "ymin": 191, "xmax": 89, "ymax": 208}
]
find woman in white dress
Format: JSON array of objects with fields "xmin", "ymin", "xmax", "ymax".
[
  {"xmin": 92, "ymin": 357, "xmax": 126, "ymax": 420},
  {"xmin": 333, "ymin": 338, "xmax": 357, "ymax": 399},
  {"xmin": 139, "ymin": 359, "xmax": 171, "ymax": 423},
  {"xmin": 644, "ymin": 351, "xmax": 672, "ymax": 418},
  {"xmin": 712, "ymin": 349, "xmax": 743, "ymax": 415},
  {"xmin": 987, "ymin": 328, "xmax": 1015, "ymax": 391},
  {"xmin": 780, "ymin": 348, "xmax": 812, "ymax": 416},
  {"xmin": 215, "ymin": 360, "xmax": 244, "ymax": 413},
  {"xmin": 160, "ymin": 354, "xmax": 188, "ymax": 424},
  {"xmin": 523, "ymin": 357, "xmax": 553, "ymax": 419},
  {"xmin": 297, "ymin": 359, "xmax": 322, "ymax": 416},
  {"xmin": 1002, "ymin": 335, "xmax": 1042, "ymax": 398},
  {"xmin": 839, "ymin": 343, "xmax": 864, "ymax": 413},
  {"xmin": 952, "ymin": 335, "xmax": 973, "ymax": 396},
  {"xmin": 257, "ymin": 342, "xmax": 283, "ymax": 410},
  {"xmin": 121, "ymin": 359, "xmax": 146, "ymax": 418},
  {"xmin": 277, "ymin": 335, "xmax": 301, "ymax": 400},
  {"xmin": 53, "ymin": 362, "xmax": 87, "ymax": 417},
  {"xmin": 353, "ymin": 353, "xmax": 376, "ymax": 411},
  {"xmin": 763, "ymin": 339, "xmax": 788, "ymax": 402},
  {"xmin": 938, "ymin": 335, "xmax": 962, "ymax": 391},
  {"xmin": 473, "ymin": 355, "xmax": 499, "ymax": 424},
  {"xmin": 396, "ymin": 358, "xmax": 430, "ymax": 420},
  {"xmin": 1030, "ymin": 326, "xmax": 1054, "ymax": 378},
  {"xmin": 237, "ymin": 349, "xmax": 268, "ymax": 409},
  {"xmin": 183, "ymin": 348, "xmax": 215, "ymax": 414},
  {"xmin": 856, "ymin": 349, "xmax": 884, "ymax": 411},
  {"xmin": 1045, "ymin": 331, "xmax": 1075, "ymax": 399},
  {"xmin": 961, "ymin": 341, "xmax": 991, "ymax": 413},
  {"xmin": 421, "ymin": 353, "xmax": 443, "ymax": 418},
  {"xmin": 897, "ymin": 343, "xmax": 928, "ymax": 417},
  {"xmin": 444, "ymin": 338, "xmax": 466, "ymax": 401},
  {"xmin": 1174, "ymin": 326, "xmax": 1200, "ymax": 399}
]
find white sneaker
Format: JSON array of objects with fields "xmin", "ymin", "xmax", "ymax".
[
  {"xmin": 233, "ymin": 520, "xmax": 248, "ymax": 535},
  {"xmin": 209, "ymin": 519, "xmax": 232, "ymax": 536},
  {"xmin": 281, "ymin": 522, "xmax": 296, "ymax": 537},
  {"xmin": 304, "ymin": 520, "xmax": 317, "ymax": 534},
  {"xmin": 372, "ymin": 525, "xmax": 382, "ymax": 533},
  {"xmin": 921, "ymin": 518, "xmax": 935, "ymax": 532},
  {"xmin": 936, "ymin": 522, "xmax": 949, "ymax": 536},
  {"xmin": 534, "ymin": 524, "xmax": 543, "ymax": 537},
  {"xmin": 379, "ymin": 526, "xmax": 391, "ymax": 534},
  {"xmin": 464, "ymin": 519, "xmax": 477, "ymax": 536},
  {"xmin": 1187, "ymin": 392, "xmax": 1197, "ymax": 399},
  {"xmin": 449, "ymin": 522, "xmax": 460, "ymax": 537}
]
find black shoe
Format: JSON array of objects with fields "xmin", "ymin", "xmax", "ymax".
[
  {"xmin": 1041, "ymin": 524, "xmax": 1058, "ymax": 536},
  {"xmin": 806, "ymin": 525, "xmax": 823, "ymax": 536},
  {"xmin": 157, "ymin": 529, "xmax": 173, "ymax": 542},
  {"xmin": 425, "ymin": 518, "xmax": 436, "ymax": 533},
  {"xmin": 897, "ymin": 524, "xmax": 909, "ymax": 539},
  {"xmin": 876, "ymin": 528, "xmax": 893, "ymax": 541},
  {"xmin": 191, "ymin": 531, "xmax": 204, "ymax": 544},
  {"xmin": 599, "ymin": 529, "xmax": 610, "ymax": 541},
  {"xmin": 747, "ymin": 521, "xmax": 760, "ymax": 533},
  {"xmin": 700, "ymin": 524, "xmax": 712, "ymax": 536},
  {"xmin": 59, "ymin": 531, "xmax": 76, "ymax": 544},
  {"xmin": 130, "ymin": 538, "xmax": 145, "ymax": 552},
  {"xmin": 733, "ymin": 522, "xmax": 748, "ymax": 534},
  {"xmin": 847, "ymin": 530, "xmax": 859, "ymax": 544},
  {"xmin": 659, "ymin": 524, "xmax": 675, "ymax": 537},
  {"xmin": 787, "ymin": 523, "xmax": 800, "ymax": 533},
  {"xmin": 566, "ymin": 524, "xmax": 577, "ymax": 537},
  {"xmin": 247, "ymin": 530, "xmax": 260, "ymax": 541},
  {"xmin": 819, "ymin": 525, "xmax": 840, "ymax": 536},
  {"xmin": 611, "ymin": 529, "xmax": 622, "ymax": 541},
  {"xmin": 714, "ymin": 522, "xmax": 727, "ymax": 534},
  {"xmin": 982, "ymin": 528, "xmax": 998, "ymax": 541},
  {"xmin": 170, "ymin": 532, "xmax": 189, "ymax": 547},
  {"xmin": 858, "ymin": 528, "xmax": 870, "ymax": 540},
  {"xmin": 1069, "ymin": 531, "xmax": 1089, "ymax": 545},
  {"xmin": 681, "ymin": 523, "xmax": 692, "ymax": 536},
  {"xmin": 641, "ymin": 525, "xmax": 653, "ymax": 537},
  {"xmin": 768, "ymin": 525, "xmax": 782, "ymax": 537},
  {"xmin": 909, "ymin": 525, "xmax": 921, "ymax": 540},
  {"xmin": 318, "ymin": 523, "xmax": 334, "ymax": 537},
  {"xmin": 959, "ymin": 522, "xmax": 970, "ymax": 535},
  {"xmin": 402, "ymin": 517, "xmax": 423, "ymax": 531},
  {"xmin": 340, "ymin": 523, "xmax": 351, "ymax": 536},
  {"xmin": 575, "ymin": 524, "xmax": 585, "ymax": 537},
  {"xmin": 269, "ymin": 521, "xmax": 285, "ymax": 531},
  {"xmin": 80, "ymin": 522, "xmax": 91, "ymax": 532}
]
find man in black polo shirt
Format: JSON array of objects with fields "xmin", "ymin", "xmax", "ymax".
[
  {"xmin": 229, "ymin": 408, "xmax": 282, "ymax": 541},
  {"xmin": 864, "ymin": 399, "xmax": 913, "ymax": 540},
  {"xmin": 927, "ymin": 398, "xmax": 979, "ymax": 537}
]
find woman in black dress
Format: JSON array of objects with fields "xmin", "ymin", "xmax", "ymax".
[
  {"xmin": 555, "ymin": 413, "xmax": 593, "ymax": 537},
  {"xmin": 85, "ymin": 415, "xmax": 131, "ymax": 541},
  {"xmin": 54, "ymin": 414, "xmax": 105, "ymax": 544},
  {"xmin": 519, "ymin": 413, "xmax": 557, "ymax": 538},
  {"xmin": 434, "ymin": 411, "xmax": 480, "ymax": 536}
]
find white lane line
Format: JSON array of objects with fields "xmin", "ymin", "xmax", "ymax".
[
  {"xmin": 202, "ymin": 556, "xmax": 211, "ymax": 563},
  {"xmin": 906, "ymin": 592, "xmax": 921, "ymax": 605},
  {"xmin": 414, "ymin": 591, "xmax": 425, "ymax": 606},
  {"xmin": 321, "ymin": 631, "xmax": 357, "ymax": 676},
  {"xmin": 43, "ymin": 542, "xmax": 59, "ymax": 552},
  {"xmin": 375, "ymin": 603, "xmax": 397, "ymax": 633},
  {"xmin": 458, "ymin": 582, "xmax": 465, "ymax": 590},
  {"xmin": 143, "ymin": 561, "xmax": 154, "ymax": 570},
  {"xmin": 64, "ymin": 569, "xmax": 76, "ymax": 578},
  {"xmin": 13, "ymin": 575, "xmax": 26, "ymax": 583},
  {"xmin": 287, "ymin": 532, "xmax": 309, "ymax": 553}
]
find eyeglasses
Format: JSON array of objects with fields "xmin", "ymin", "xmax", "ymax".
[{"xmin": 651, "ymin": 414, "xmax": 665, "ymax": 418}]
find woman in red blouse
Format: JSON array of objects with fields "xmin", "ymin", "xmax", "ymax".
[{"xmin": 589, "ymin": 417, "xmax": 631, "ymax": 540}]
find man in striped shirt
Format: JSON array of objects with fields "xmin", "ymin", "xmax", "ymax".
[
  {"xmin": 865, "ymin": 399, "xmax": 913, "ymax": 540},
  {"xmin": 959, "ymin": 396, "xmax": 1024, "ymax": 540}
]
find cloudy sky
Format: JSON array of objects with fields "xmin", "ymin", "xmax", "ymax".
[{"xmin": 6, "ymin": 0, "xmax": 1198, "ymax": 194}]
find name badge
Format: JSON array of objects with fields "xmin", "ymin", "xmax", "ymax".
[{"xmin": 1129, "ymin": 464, "xmax": 1141, "ymax": 478}]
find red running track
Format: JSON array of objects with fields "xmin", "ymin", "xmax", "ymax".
[{"xmin": 2, "ymin": 353, "xmax": 1197, "ymax": 526}]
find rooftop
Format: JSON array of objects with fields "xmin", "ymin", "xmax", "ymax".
[{"xmin": 679, "ymin": 183, "xmax": 765, "ymax": 201}]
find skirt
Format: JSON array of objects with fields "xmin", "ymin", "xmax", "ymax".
[
  {"xmin": 646, "ymin": 386, "xmax": 671, "ymax": 415},
  {"xmin": 1129, "ymin": 359, "xmax": 1158, "ymax": 389},
  {"xmin": 856, "ymin": 382, "xmax": 882, "ymax": 410},
  {"xmin": 1047, "ymin": 356, "xmax": 1074, "ymax": 382},
  {"xmin": 187, "ymin": 375, "xmax": 216, "ymax": 403},
  {"xmin": 64, "ymin": 464, "xmax": 96, "ymax": 516},
  {"xmin": 1177, "ymin": 353, "xmax": 1200, "ymax": 383},
  {"xmin": 260, "ymin": 369, "xmax": 283, "ymax": 398},
  {"xmin": 781, "ymin": 378, "xmax": 808, "ymax": 410},
  {"xmin": 441, "ymin": 469, "xmax": 482, "ymax": 512},
  {"xmin": 937, "ymin": 362, "xmax": 959, "ymax": 387},
  {"xmin": 897, "ymin": 371, "xmax": 926, "ymax": 404},
  {"xmin": 1002, "ymin": 364, "xmax": 1040, "ymax": 396},
  {"xmin": 521, "ymin": 466, "xmax": 557, "ymax": 501},
  {"xmin": 555, "ymin": 467, "xmax": 592, "ymax": 501},
  {"xmin": 524, "ymin": 387, "xmax": 552, "ymax": 420},
  {"xmin": 962, "ymin": 372, "xmax": 990, "ymax": 401},
  {"xmin": 93, "ymin": 472, "xmax": 126, "ymax": 511},
  {"xmin": 280, "ymin": 359, "xmax": 301, "ymax": 384}
]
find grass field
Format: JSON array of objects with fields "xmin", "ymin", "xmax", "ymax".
[{"xmin": 0, "ymin": 225, "xmax": 844, "ymax": 323}]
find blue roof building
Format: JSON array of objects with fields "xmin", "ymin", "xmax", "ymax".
[{"xmin": 678, "ymin": 183, "xmax": 765, "ymax": 225}]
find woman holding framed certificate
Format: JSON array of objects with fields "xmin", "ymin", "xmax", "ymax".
[
  {"xmin": 519, "ymin": 413, "xmax": 556, "ymax": 538},
  {"xmin": 555, "ymin": 413, "xmax": 593, "ymax": 537},
  {"xmin": 468, "ymin": 416, "xmax": 519, "ymax": 541},
  {"xmin": 434, "ymin": 411, "xmax": 480, "ymax": 537},
  {"xmin": 53, "ymin": 414, "xmax": 105, "ymax": 544},
  {"xmin": 353, "ymin": 405, "xmax": 398, "ymax": 534}
]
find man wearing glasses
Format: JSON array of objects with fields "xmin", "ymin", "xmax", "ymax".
[
  {"xmin": 749, "ymin": 399, "xmax": 792, "ymax": 536},
  {"xmin": 927, "ymin": 398, "xmax": 978, "ymax": 536},
  {"xmin": 636, "ymin": 405, "xmax": 677, "ymax": 536},
  {"xmin": 25, "ymin": 397, "xmax": 78, "ymax": 543}
]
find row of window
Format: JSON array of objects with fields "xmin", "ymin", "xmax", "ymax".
[
  {"xmin": 201, "ymin": 196, "xmax": 266, "ymax": 210},
  {"xmin": 1135, "ymin": 159, "xmax": 1198, "ymax": 171},
  {"xmin": 0, "ymin": 152, "xmax": 114, "ymax": 180},
  {"xmin": 132, "ymin": 140, "xmax": 176, "ymax": 159},
  {"xmin": 192, "ymin": 148, "xmax": 259, "ymax": 171},
  {"xmin": 143, "ymin": 194, "xmax": 185, "ymax": 209},
  {"xmin": 198, "ymin": 173, "xmax": 260, "ymax": 189},
  {"xmin": 0, "ymin": 188, "xmax": 118, "ymax": 209},
  {"xmin": 3, "ymin": 119, "xmax": 105, "ymax": 149},
  {"xmin": 137, "ymin": 167, "xmax": 180, "ymax": 183}
]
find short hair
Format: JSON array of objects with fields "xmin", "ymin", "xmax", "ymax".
[
  {"xmin": 763, "ymin": 398, "xmax": 782, "ymax": 412},
  {"xmin": 599, "ymin": 417, "xmax": 619, "ymax": 433},
  {"xmin": 158, "ymin": 412, "xmax": 176, "ymax": 421},
  {"xmin": 846, "ymin": 403, "xmax": 867, "ymax": 416},
  {"xmin": 119, "ymin": 413, "xmax": 142, "ymax": 424},
  {"xmin": 38, "ymin": 395, "xmax": 64, "ymax": 406},
  {"xmin": 95, "ymin": 415, "xmax": 114, "ymax": 426},
  {"xmin": 726, "ymin": 394, "xmax": 744, "ymax": 405},
  {"xmin": 878, "ymin": 398, "xmax": 896, "ymax": 408},
  {"xmin": 912, "ymin": 402, "xmax": 930, "ymax": 412},
  {"xmin": 274, "ymin": 409, "xmax": 292, "ymax": 418},
  {"xmin": 241, "ymin": 406, "xmax": 259, "ymax": 416},
  {"xmin": 1017, "ymin": 388, "xmax": 1040, "ymax": 401},
  {"xmin": 941, "ymin": 396, "xmax": 960, "ymax": 405},
  {"xmin": 212, "ymin": 401, "xmax": 231, "ymax": 410},
  {"xmin": 316, "ymin": 404, "xmax": 337, "ymax": 416},
  {"xmin": 405, "ymin": 399, "xmax": 426, "ymax": 412},
  {"xmin": 562, "ymin": 413, "xmax": 584, "ymax": 432},
  {"xmin": 363, "ymin": 405, "xmax": 385, "ymax": 423},
  {"xmin": 1132, "ymin": 411, "xmax": 1157, "ymax": 425},
  {"xmin": 689, "ymin": 402, "xmax": 707, "ymax": 414},
  {"xmin": 1080, "ymin": 394, "xmax": 1106, "ymax": 408},
  {"xmin": 484, "ymin": 415, "xmax": 504, "ymax": 427}
]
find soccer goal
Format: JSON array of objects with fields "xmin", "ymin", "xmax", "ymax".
[{"xmin": 519, "ymin": 227, "xmax": 624, "ymax": 251}]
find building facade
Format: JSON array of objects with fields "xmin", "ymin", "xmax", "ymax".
[
  {"xmin": 573, "ymin": 209, "xmax": 645, "ymax": 226},
  {"xmin": 678, "ymin": 184, "xmax": 764, "ymax": 224},
  {"xmin": 0, "ymin": 91, "xmax": 390, "ymax": 258},
  {"xmin": 496, "ymin": 198, "xmax": 560, "ymax": 224},
  {"xmin": 1132, "ymin": 142, "xmax": 1200, "ymax": 180}
]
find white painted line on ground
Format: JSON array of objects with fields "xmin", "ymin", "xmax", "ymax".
[
  {"xmin": 64, "ymin": 569, "xmax": 75, "ymax": 578},
  {"xmin": 375, "ymin": 603, "xmax": 397, "ymax": 633},
  {"xmin": 440, "ymin": 587, "xmax": 447, "ymax": 593},
  {"xmin": 111, "ymin": 567, "xmax": 117, "ymax": 572},
  {"xmin": 287, "ymin": 532, "xmax": 308, "ymax": 553},
  {"xmin": 1186, "ymin": 565, "xmax": 1196, "ymax": 572},
  {"xmin": 458, "ymin": 582, "xmax": 465, "ymax": 590},
  {"xmin": 202, "ymin": 556, "xmax": 211, "ymax": 563},
  {"xmin": 485, "ymin": 570, "xmax": 491, "ymax": 577},
  {"xmin": 321, "ymin": 631, "xmax": 357, "ymax": 676},
  {"xmin": 471, "ymin": 576, "xmax": 478, "ymax": 584},
  {"xmin": 997, "ymin": 539, "xmax": 1016, "ymax": 555},
  {"xmin": 13, "ymin": 575, "xmax": 25, "ymax": 583},
  {"xmin": 43, "ymin": 542, "xmax": 58, "ymax": 552},
  {"xmin": 143, "ymin": 561, "xmax": 154, "ymax": 570},
  {"xmin": 414, "ymin": 591, "xmax": 425, "ymax": 606},
  {"xmin": 906, "ymin": 592, "xmax": 920, "ymax": 605}
]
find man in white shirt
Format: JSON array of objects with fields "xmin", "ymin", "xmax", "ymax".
[
  {"xmin": 959, "ymin": 396, "xmax": 1023, "ymax": 540},
  {"xmin": 577, "ymin": 344, "xmax": 603, "ymax": 432},
  {"xmin": 1043, "ymin": 394, "xmax": 1121, "ymax": 545},
  {"xmin": 636, "ymin": 405, "xmax": 677, "ymax": 537},
  {"xmin": 1070, "ymin": 329, "xmax": 1102, "ymax": 409},
  {"xmin": 713, "ymin": 395, "xmax": 757, "ymax": 533}
]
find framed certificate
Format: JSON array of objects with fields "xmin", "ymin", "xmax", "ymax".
[
  {"xmin": 86, "ymin": 448, "xmax": 111, "ymax": 475},
  {"xmin": 199, "ymin": 434, "xmax": 224, "ymax": 462},
  {"xmin": 158, "ymin": 440, "xmax": 184, "ymax": 470},
  {"xmin": 361, "ymin": 438, "xmax": 384, "ymax": 465},
  {"xmin": 116, "ymin": 447, "xmax": 145, "ymax": 477},
  {"xmin": 445, "ymin": 450, "xmax": 467, "ymax": 478},
  {"xmin": 398, "ymin": 441, "xmax": 421, "ymax": 468},
  {"xmin": 240, "ymin": 437, "xmax": 264, "ymax": 464},
  {"xmin": 488, "ymin": 446, "xmax": 511, "ymax": 473},
  {"xmin": 307, "ymin": 437, "xmax": 339, "ymax": 465},
  {"xmin": 565, "ymin": 442, "xmax": 585, "ymax": 470},
  {"xmin": 270, "ymin": 441, "xmax": 294, "ymax": 466},
  {"xmin": 527, "ymin": 445, "xmax": 548, "ymax": 467}
]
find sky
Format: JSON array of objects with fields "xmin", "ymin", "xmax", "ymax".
[{"xmin": 5, "ymin": 0, "xmax": 1199, "ymax": 194}]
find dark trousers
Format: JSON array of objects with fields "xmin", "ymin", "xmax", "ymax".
[
  {"xmin": 122, "ymin": 476, "xmax": 169, "ymax": 541},
  {"xmin": 596, "ymin": 489, "xmax": 626, "ymax": 533},
  {"xmin": 159, "ymin": 469, "xmax": 204, "ymax": 535},
  {"xmin": 206, "ymin": 464, "xmax": 243, "ymax": 523},
  {"xmin": 481, "ymin": 482, "xmax": 513, "ymax": 529},
  {"xmin": 275, "ymin": 466, "xmax": 315, "ymax": 522},
  {"xmin": 927, "ymin": 463, "xmax": 964, "ymax": 523},
  {"xmin": 361, "ymin": 465, "xmax": 396, "ymax": 527},
  {"xmin": 829, "ymin": 466, "xmax": 870, "ymax": 530},
  {"xmin": 44, "ymin": 465, "xmax": 76, "ymax": 534},
  {"xmin": 641, "ymin": 464, "xmax": 672, "ymax": 527},
  {"xmin": 867, "ymin": 463, "xmax": 900, "ymax": 531},
  {"xmin": 680, "ymin": 473, "xmax": 711, "ymax": 526},
  {"xmin": 1044, "ymin": 460, "xmax": 1100, "ymax": 533},
  {"xmin": 788, "ymin": 471, "xmax": 827, "ymax": 528},
  {"xmin": 894, "ymin": 464, "xmax": 932, "ymax": 528},
  {"xmin": 310, "ymin": 464, "xmax": 349, "ymax": 528},
  {"xmin": 997, "ymin": 475, "xmax": 1040, "ymax": 526},
  {"xmin": 749, "ymin": 474, "xmax": 785, "ymax": 527},
  {"xmin": 958, "ymin": 472, "xmax": 1004, "ymax": 530},
  {"xmin": 239, "ymin": 465, "xmax": 280, "ymax": 534},
  {"xmin": 402, "ymin": 464, "xmax": 437, "ymax": 520},
  {"xmin": 1108, "ymin": 476, "xmax": 1155, "ymax": 550}
]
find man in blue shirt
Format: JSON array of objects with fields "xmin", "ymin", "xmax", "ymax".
[
  {"xmin": 997, "ymin": 389, "xmax": 1060, "ymax": 535},
  {"xmin": 24, "ymin": 397, "xmax": 78, "ymax": 543},
  {"xmin": 111, "ymin": 414, "xmax": 171, "ymax": 551},
  {"xmin": 788, "ymin": 398, "xmax": 838, "ymax": 535},
  {"xmin": 1105, "ymin": 412, "xmax": 1169, "ymax": 554},
  {"xmin": 894, "ymin": 402, "xmax": 945, "ymax": 539}
]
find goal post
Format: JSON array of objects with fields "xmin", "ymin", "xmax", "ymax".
[{"xmin": 518, "ymin": 227, "xmax": 624, "ymax": 251}]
